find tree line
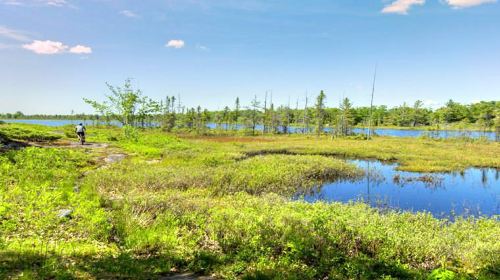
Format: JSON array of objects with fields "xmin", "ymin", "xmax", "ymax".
[{"xmin": 2, "ymin": 79, "xmax": 499, "ymax": 136}]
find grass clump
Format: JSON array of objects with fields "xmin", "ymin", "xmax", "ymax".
[
  {"xmin": 213, "ymin": 155, "xmax": 362, "ymax": 195},
  {"xmin": 86, "ymin": 153, "xmax": 361, "ymax": 198},
  {"xmin": 0, "ymin": 124, "xmax": 61, "ymax": 142},
  {"xmin": 118, "ymin": 131, "xmax": 192, "ymax": 158}
]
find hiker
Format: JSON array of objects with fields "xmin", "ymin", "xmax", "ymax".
[{"xmin": 75, "ymin": 123, "xmax": 86, "ymax": 143}]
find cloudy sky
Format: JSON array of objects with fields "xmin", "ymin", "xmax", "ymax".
[{"xmin": 0, "ymin": 0, "xmax": 499, "ymax": 114}]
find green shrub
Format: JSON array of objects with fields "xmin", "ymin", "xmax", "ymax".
[
  {"xmin": 123, "ymin": 125, "xmax": 139, "ymax": 142},
  {"xmin": 428, "ymin": 268, "xmax": 457, "ymax": 280}
]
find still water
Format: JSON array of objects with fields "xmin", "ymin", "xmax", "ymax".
[
  {"xmin": 300, "ymin": 160, "xmax": 500, "ymax": 218},
  {"xmin": 207, "ymin": 123, "xmax": 497, "ymax": 140},
  {"xmin": 2, "ymin": 119, "xmax": 497, "ymax": 140},
  {"xmin": 1, "ymin": 119, "xmax": 121, "ymax": 127}
]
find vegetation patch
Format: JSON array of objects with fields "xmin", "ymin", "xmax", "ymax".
[
  {"xmin": 0, "ymin": 147, "xmax": 111, "ymax": 279},
  {"xmin": 213, "ymin": 155, "xmax": 362, "ymax": 195},
  {"xmin": 1, "ymin": 125, "xmax": 499, "ymax": 279},
  {"xmin": 0, "ymin": 124, "xmax": 61, "ymax": 142},
  {"xmin": 93, "ymin": 189, "xmax": 500, "ymax": 279}
]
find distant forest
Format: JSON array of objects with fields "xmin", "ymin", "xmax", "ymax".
[{"xmin": 1, "ymin": 80, "xmax": 499, "ymax": 134}]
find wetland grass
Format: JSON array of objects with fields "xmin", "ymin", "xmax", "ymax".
[{"xmin": 1, "ymin": 124, "xmax": 499, "ymax": 279}]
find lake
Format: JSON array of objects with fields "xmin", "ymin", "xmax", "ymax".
[
  {"xmin": 203, "ymin": 123, "xmax": 496, "ymax": 140},
  {"xmin": 2, "ymin": 119, "xmax": 497, "ymax": 140},
  {"xmin": 1, "ymin": 119, "xmax": 122, "ymax": 127},
  {"xmin": 300, "ymin": 159, "xmax": 500, "ymax": 218}
]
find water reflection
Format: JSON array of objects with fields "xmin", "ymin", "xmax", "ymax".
[{"xmin": 300, "ymin": 159, "xmax": 500, "ymax": 218}]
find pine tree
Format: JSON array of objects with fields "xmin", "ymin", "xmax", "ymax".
[
  {"xmin": 339, "ymin": 97, "xmax": 354, "ymax": 136},
  {"xmin": 249, "ymin": 95, "xmax": 261, "ymax": 135},
  {"xmin": 315, "ymin": 90, "xmax": 326, "ymax": 136}
]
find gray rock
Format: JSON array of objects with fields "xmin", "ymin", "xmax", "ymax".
[
  {"xmin": 58, "ymin": 209, "xmax": 73, "ymax": 219},
  {"xmin": 104, "ymin": 154, "xmax": 126, "ymax": 164}
]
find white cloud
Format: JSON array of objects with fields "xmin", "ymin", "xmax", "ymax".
[
  {"xmin": 119, "ymin": 10, "xmax": 140, "ymax": 18},
  {"xmin": 22, "ymin": 40, "xmax": 91, "ymax": 55},
  {"xmin": 166, "ymin": 39, "xmax": 185, "ymax": 49},
  {"xmin": 382, "ymin": 0, "xmax": 425, "ymax": 14},
  {"xmin": 1, "ymin": 0, "xmax": 70, "ymax": 7},
  {"xmin": 444, "ymin": 0, "xmax": 496, "ymax": 8},
  {"xmin": 196, "ymin": 44, "xmax": 210, "ymax": 51},
  {"xmin": 0, "ymin": 25, "xmax": 30, "ymax": 42},
  {"xmin": 45, "ymin": 0, "xmax": 67, "ymax": 7},
  {"xmin": 22, "ymin": 40, "xmax": 68, "ymax": 54},
  {"xmin": 2, "ymin": 0, "xmax": 24, "ymax": 5},
  {"xmin": 69, "ymin": 44, "xmax": 92, "ymax": 54}
]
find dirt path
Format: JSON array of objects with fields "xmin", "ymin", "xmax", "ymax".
[
  {"xmin": 68, "ymin": 142, "xmax": 109, "ymax": 149},
  {"xmin": 28, "ymin": 140, "xmax": 109, "ymax": 149}
]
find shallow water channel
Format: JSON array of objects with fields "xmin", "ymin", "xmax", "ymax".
[{"xmin": 299, "ymin": 159, "xmax": 500, "ymax": 218}]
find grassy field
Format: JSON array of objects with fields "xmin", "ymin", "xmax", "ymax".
[{"xmin": 1, "ymin": 123, "xmax": 499, "ymax": 279}]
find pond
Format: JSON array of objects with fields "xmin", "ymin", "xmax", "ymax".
[
  {"xmin": 299, "ymin": 159, "xmax": 500, "ymax": 218},
  {"xmin": 2, "ymin": 119, "xmax": 497, "ymax": 141}
]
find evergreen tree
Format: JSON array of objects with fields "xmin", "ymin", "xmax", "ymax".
[
  {"xmin": 339, "ymin": 97, "xmax": 354, "ymax": 136},
  {"xmin": 315, "ymin": 90, "xmax": 326, "ymax": 136},
  {"xmin": 249, "ymin": 95, "xmax": 261, "ymax": 135}
]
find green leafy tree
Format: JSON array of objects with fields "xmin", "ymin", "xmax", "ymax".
[
  {"xmin": 13, "ymin": 111, "xmax": 24, "ymax": 119},
  {"xmin": 84, "ymin": 79, "xmax": 143, "ymax": 126},
  {"xmin": 411, "ymin": 100, "xmax": 429, "ymax": 127},
  {"xmin": 82, "ymin": 99, "xmax": 113, "ymax": 125}
]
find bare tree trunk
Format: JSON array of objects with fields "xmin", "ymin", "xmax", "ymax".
[{"xmin": 367, "ymin": 64, "xmax": 377, "ymax": 140}]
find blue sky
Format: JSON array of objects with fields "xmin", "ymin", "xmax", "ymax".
[{"xmin": 0, "ymin": 0, "xmax": 499, "ymax": 114}]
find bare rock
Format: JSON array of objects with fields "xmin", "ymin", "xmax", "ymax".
[{"xmin": 57, "ymin": 209, "xmax": 73, "ymax": 219}]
